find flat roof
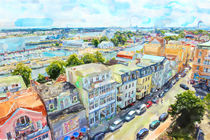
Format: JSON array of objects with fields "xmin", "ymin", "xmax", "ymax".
[
  {"xmin": 198, "ymin": 41, "xmax": 210, "ymax": 47},
  {"xmin": 142, "ymin": 54, "xmax": 165, "ymax": 62},
  {"xmin": 0, "ymin": 75, "xmax": 26, "ymax": 90},
  {"xmin": 67, "ymin": 63, "xmax": 110, "ymax": 77},
  {"xmin": 109, "ymin": 64, "xmax": 130, "ymax": 75}
]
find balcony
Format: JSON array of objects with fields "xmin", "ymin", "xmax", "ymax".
[{"xmin": 15, "ymin": 123, "xmax": 32, "ymax": 131}]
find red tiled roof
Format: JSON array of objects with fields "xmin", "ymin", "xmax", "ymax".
[{"xmin": 0, "ymin": 88, "xmax": 47, "ymax": 125}]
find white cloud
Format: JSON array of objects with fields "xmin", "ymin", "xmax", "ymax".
[{"xmin": 0, "ymin": 0, "xmax": 209, "ymax": 28}]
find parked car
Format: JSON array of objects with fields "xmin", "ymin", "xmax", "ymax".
[
  {"xmin": 125, "ymin": 110, "xmax": 136, "ymax": 122},
  {"xmin": 136, "ymin": 104, "xmax": 147, "ymax": 115},
  {"xmin": 152, "ymin": 96, "xmax": 159, "ymax": 104},
  {"xmin": 146, "ymin": 101, "xmax": 152, "ymax": 108},
  {"xmin": 149, "ymin": 120, "xmax": 160, "ymax": 130},
  {"xmin": 164, "ymin": 88, "xmax": 169, "ymax": 93},
  {"xmin": 180, "ymin": 84, "xmax": 189, "ymax": 90},
  {"xmin": 136, "ymin": 128, "xmax": 149, "ymax": 139},
  {"xmin": 159, "ymin": 113, "xmax": 168, "ymax": 122},
  {"xmin": 159, "ymin": 91, "xmax": 165, "ymax": 98},
  {"xmin": 172, "ymin": 80, "xmax": 176, "ymax": 85},
  {"xmin": 92, "ymin": 132, "xmax": 105, "ymax": 140},
  {"xmin": 109, "ymin": 119, "xmax": 123, "ymax": 132}
]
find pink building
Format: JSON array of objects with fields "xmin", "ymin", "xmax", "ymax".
[{"xmin": 0, "ymin": 88, "xmax": 51, "ymax": 140}]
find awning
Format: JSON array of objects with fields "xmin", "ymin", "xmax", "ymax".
[
  {"xmin": 81, "ymin": 127, "xmax": 87, "ymax": 133},
  {"xmin": 200, "ymin": 75, "xmax": 210, "ymax": 79},
  {"xmin": 64, "ymin": 136, "xmax": 71, "ymax": 140},
  {"xmin": 73, "ymin": 132, "xmax": 79, "ymax": 138}
]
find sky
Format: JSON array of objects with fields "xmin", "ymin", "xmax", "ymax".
[{"xmin": 0, "ymin": 0, "xmax": 209, "ymax": 28}]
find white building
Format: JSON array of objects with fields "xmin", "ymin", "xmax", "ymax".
[{"xmin": 98, "ymin": 41, "xmax": 114, "ymax": 49}]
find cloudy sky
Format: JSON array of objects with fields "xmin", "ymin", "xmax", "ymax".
[{"xmin": 0, "ymin": 0, "xmax": 209, "ymax": 28}]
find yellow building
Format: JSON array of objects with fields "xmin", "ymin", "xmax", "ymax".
[{"xmin": 128, "ymin": 62, "xmax": 153, "ymax": 100}]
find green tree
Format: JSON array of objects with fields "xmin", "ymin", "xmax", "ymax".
[
  {"xmin": 178, "ymin": 31, "xmax": 185, "ymax": 38},
  {"xmin": 91, "ymin": 38, "xmax": 100, "ymax": 47},
  {"xmin": 111, "ymin": 37, "xmax": 119, "ymax": 46},
  {"xmin": 99, "ymin": 36, "xmax": 109, "ymax": 43},
  {"xmin": 12, "ymin": 63, "xmax": 32, "ymax": 87},
  {"xmin": 55, "ymin": 42, "xmax": 60, "ymax": 46},
  {"xmin": 82, "ymin": 53, "xmax": 96, "ymax": 64},
  {"xmin": 66, "ymin": 54, "xmax": 84, "ymax": 67},
  {"xmin": 169, "ymin": 90, "xmax": 205, "ymax": 128},
  {"xmin": 94, "ymin": 51, "xmax": 105, "ymax": 63},
  {"xmin": 37, "ymin": 74, "xmax": 46, "ymax": 83},
  {"xmin": 46, "ymin": 60, "xmax": 65, "ymax": 80}
]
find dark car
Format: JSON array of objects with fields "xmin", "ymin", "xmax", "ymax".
[
  {"xmin": 136, "ymin": 128, "xmax": 149, "ymax": 139},
  {"xmin": 152, "ymin": 96, "xmax": 159, "ymax": 104},
  {"xmin": 159, "ymin": 113, "xmax": 168, "ymax": 122},
  {"xmin": 159, "ymin": 91, "xmax": 165, "ymax": 98},
  {"xmin": 149, "ymin": 120, "xmax": 160, "ymax": 130},
  {"xmin": 164, "ymin": 88, "xmax": 169, "ymax": 93},
  {"xmin": 146, "ymin": 101, "xmax": 152, "ymax": 108},
  {"xmin": 197, "ymin": 128, "xmax": 204, "ymax": 140},
  {"xmin": 92, "ymin": 132, "xmax": 105, "ymax": 140},
  {"xmin": 180, "ymin": 84, "xmax": 189, "ymax": 90}
]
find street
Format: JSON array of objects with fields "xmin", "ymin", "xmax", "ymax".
[{"xmin": 104, "ymin": 69, "xmax": 194, "ymax": 140}]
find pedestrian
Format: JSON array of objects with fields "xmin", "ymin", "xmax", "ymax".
[{"xmin": 161, "ymin": 98, "xmax": 163, "ymax": 104}]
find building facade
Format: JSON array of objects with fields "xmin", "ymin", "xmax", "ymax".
[
  {"xmin": 66, "ymin": 63, "xmax": 117, "ymax": 128},
  {"xmin": 37, "ymin": 81, "xmax": 88, "ymax": 140},
  {"xmin": 109, "ymin": 64, "xmax": 137, "ymax": 109},
  {"xmin": 0, "ymin": 88, "xmax": 51, "ymax": 140},
  {"xmin": 191, "ymin": 41, "xmax": 210, "ymax": 87}
]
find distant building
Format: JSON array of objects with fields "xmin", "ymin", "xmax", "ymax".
[
  {"xmin": 140, "ymin": 55, "xmax": 167, "ymax": 92},
  {"xmin": 66, "ymin": 63, "xmax": 117, "ymax": 128},
  {"xmin": 0, "ymin": 88, "xmax": 51, "ymax": 140},
  {"xmin": 0, "ymin": 76, "xmax": 26, "ymax": 94},
  {"xmin": 116, "ymin": 51, "xmax": 139, "ymax": 62},
  {"xmin": 37, "ymin": 81, "xmax": 88, "ymax": 140},
  {"xmin": 98, "ymin": 41, "xmax": 114, "ymax": 49},
  {"xmin": 191, "ymin": 41, "xmax": 210, "ymax": 87},
  {"xmin": 109, "ymin": 64, "xmax": 137, "ymax": 109}
]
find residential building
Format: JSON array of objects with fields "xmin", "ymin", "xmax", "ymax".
[
  {"xmin": 37, "ymin": 81, "xmax": 88, "ymax": 140},
  {"xmin": 143, "ymin": 37, "xmax": 166, "ymax": 56},
  {"xmin": 0, "ymin": 88, "xmax": 51, "ymax": 140},
  {"xmin": 140, "ymin": 55, "xmax": 167, "ymax": 92},
  {"xmin": 191, "ymin": 41, "xmax": 210, "ymax": 87},
  {"xmin": 128, "ymin": 62, "xmax": 153, "ymax": 99},
  {"xmin": 0, "ymin": 75, "xmax": 26, "ymax": 94},
  {"xmin": 109, "ymin": 64, "xmax": 137, "ymax": 109},
  {"xmin": 66, "ymin": 63, "xmax": 117, "ymax": 128},
  {"xmin": 116, "ymin": 51, "xmax": 139, "ymax": 62},
  {"xmin": 98, "ymin": 41, "xmax": 114, "ymax": 49}
]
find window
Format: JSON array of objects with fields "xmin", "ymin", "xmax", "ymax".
[
  {"xmin": 198, "ymin": 59, "xmax": 201, "ymax": 64},
  {"xmin": 89, "ymin": 101, "xmax": 94, "ymax": 110},
  {"xmin": 16, "ymin": 116, "xmax": 30, "ymax": 128},
  {"xmin": 197, "ymin": 66, "xmax": 200, "ymax": 70},
  {"xmin": 95, "ymin": 111, "xmax": 99, "ymax": 122},
  {"xmin": 111, "ymin": 103, "xmax": 115, "ymax": 113},
  {"xmin": 129, "ymin": 84, "xmax": 131, "ymax": 88},
  {"xmin": 6, "ymin": 132, "xmax": 12, "ymax": 139},
  {"xmin": 117, "ymin": 96, "xmax": 122, "ymax": 101},
  {"xmin": 125, "ymin": 85, "xmax": 127, "ymax": 90},
  {"xmin": 199, "ymin": 51, "xmax": 202, "ymax": 56},
  {"xmin": 89, "ymin": 113, "xmax": 94, "ymax": 124},
  {"xmin": 96, "ymin": 75, "xmax": 99, "ymax": 81},
  {"xmin": 37, "ymin": 120, "xmax": 42, "ymax": 129},
  {"xmin": 73, "ymin": 96, "xmax": 77, "ymax": 103},
  {"xmin": 132, "ymin": 83, "xmax": 134, "ymax": 87},
  {"xmin": 95, "ymin": 100, "xmax": 99, "ymax": 108}
]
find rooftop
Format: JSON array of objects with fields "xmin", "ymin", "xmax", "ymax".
[
  {"xmin": 0, "ymin": 75, "xmax": 26, "ymax": 90},
  {"xmin": 109, "ymin": 64, "xmax": 130, "ymax": 75},
  {"xmin": 67, "ymin": 63, "xmax": 110, "ymax": 77},
  {"xmin": 116, "ymin": 51, "xmax": 135, "ymax": 60},
  {"xmin": 142, "ymin": 54, "xmax": 165, "ymax": 63},
  {"xmin": 0, "ymin": 88, "xmax": 46, "ymax": 125},
  {"xmin": 37, "ymin": 82, "xmax": 76, "ymax": 100},
  {"xmin": 198, "ymin": 41, "xmax": 210, "ymax": 47}
]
